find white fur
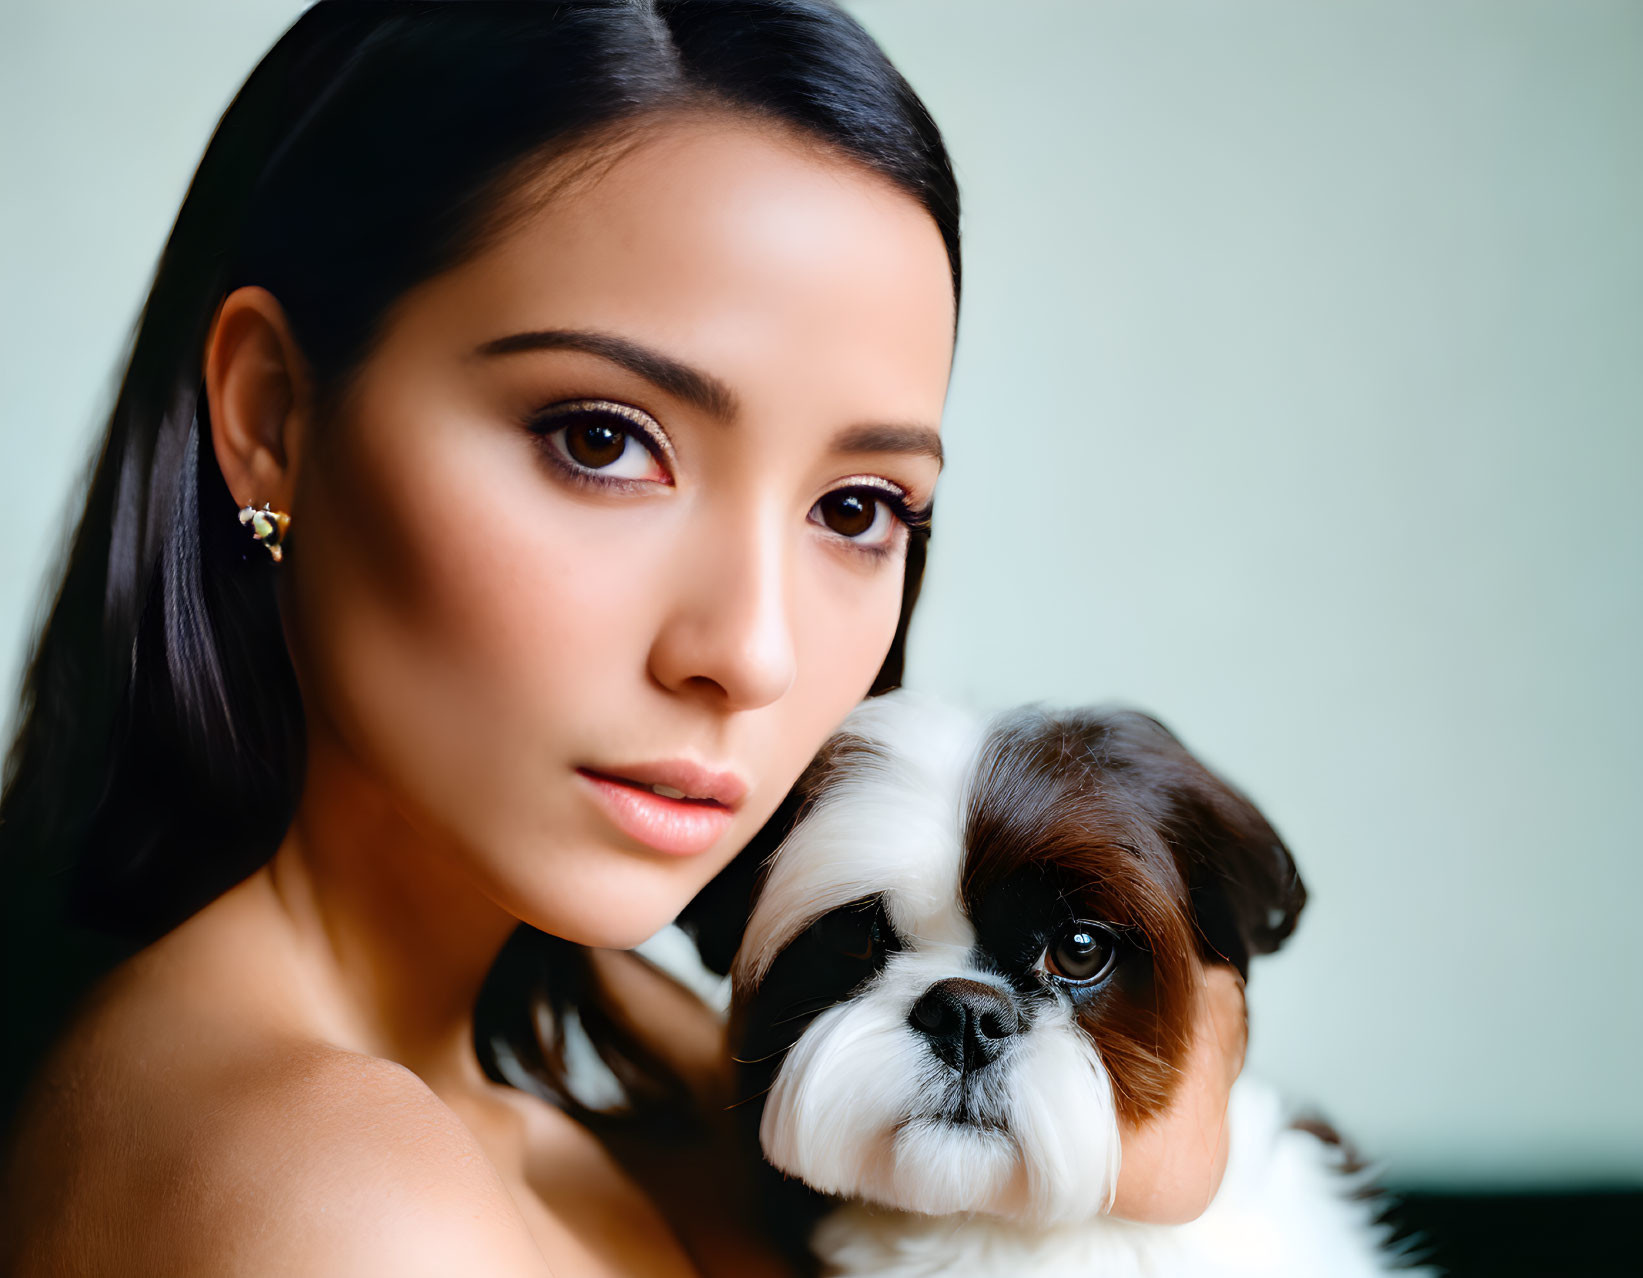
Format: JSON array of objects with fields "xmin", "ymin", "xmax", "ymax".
[
  {"xmin": 758, "ymin": 945, "xmax": 1121, "ymax": 1224},
  {"xmin": 741, "ymin": 692, "xmax": 1126, "ymax": 1226},
  {"xmin": 733, "ymin": 691, "xmax": 988, "ymax": 993},
  {"xmin": 808, "ymin": 1075, "xmax": 1430, "ymax": 1278},
  {"xmin": 719, "ymin": 689, "xmax": 1433, "ymax": 1276}
]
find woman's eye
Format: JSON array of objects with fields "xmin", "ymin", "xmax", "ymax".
[
  {"xmin": 810, "ymin": 485, "xmax": 922, "ymax": 553},
  {"xmin": 1038, "ymin": 919, "xmax": 1120, "ymax": 986},
  {"xmin": 529, "ymin": 400, "xmax": 671, "ymax": 485}
]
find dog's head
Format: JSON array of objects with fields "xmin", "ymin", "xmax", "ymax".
[{"xmin": 727, "ymin": 689, "xmax": 1305, "ymax": 1226}]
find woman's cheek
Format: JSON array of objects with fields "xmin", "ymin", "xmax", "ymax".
[
  {"xmin": 286, "ymin": 378, "xmax": 914, "ymax": 929},
  {"xmin": 796, "ymin": 534, "xmax": 909, "ymax": 708},
  {"xmin": 285, "ymin": 403, "xmax": 654, "ymax": 847}
]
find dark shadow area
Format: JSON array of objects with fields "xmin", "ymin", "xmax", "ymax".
[{"xmin": 1382, "ymin": 1187, "xmax": 1641, "ymax": 1276}]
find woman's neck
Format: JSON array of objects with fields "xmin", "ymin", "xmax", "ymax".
[{"xmin": 256, "ymin": 723, "xmax": 522, "ymax": 1095}]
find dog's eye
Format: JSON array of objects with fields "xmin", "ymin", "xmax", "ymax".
[
  {"xmin": 811, "ymin": 902, "xmax": 884, "ymax": 962},
  {"xmin": 1039, "ymin": 920, "xmax": 1120, "ymax": 985}
]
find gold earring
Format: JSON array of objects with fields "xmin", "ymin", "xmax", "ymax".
[{"xmin": 238, "ymin": 501, "xmax": 291, "ymax": 562}]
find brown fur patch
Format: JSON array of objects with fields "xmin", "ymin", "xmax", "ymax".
[{"xmin": 959, "ymin": 705, "xmax": 1306, "ymax": 1125}]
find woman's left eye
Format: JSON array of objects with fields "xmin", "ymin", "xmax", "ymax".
[{"xmin": 810, "ymin": 484, "xmax": 928, "ymax": 555}]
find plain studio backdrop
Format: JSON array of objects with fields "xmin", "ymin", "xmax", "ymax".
[{"xmin": 2, "ymin": 0, "xmax": 1638, "ymax": 1217}]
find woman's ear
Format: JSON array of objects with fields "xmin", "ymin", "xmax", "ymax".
[{"xmin": 202, "ymin": 285, "xmax": 314, "ymax": 512}]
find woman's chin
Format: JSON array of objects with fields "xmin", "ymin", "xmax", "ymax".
[{"xmin": 511, "ymin": 880, "xmax": 691, "ymax": 953}]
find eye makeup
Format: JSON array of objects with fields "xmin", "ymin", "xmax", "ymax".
[
  {"xmin": 522, "ymin": 396, "xmax": 934, "ymax": 562},
  {"xmin": 525, "ymin": 398, "xmax": 676, "ymax": 491},
  {"xmin": 812, "ymin": 478, "xmax": 933, "ymax": 564}
]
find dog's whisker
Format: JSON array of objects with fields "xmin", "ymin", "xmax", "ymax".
[
  {"xmin": 721, "ymin": 1082, "xmax": 774, "ymax": 1111},
  {"xmin": 767, "ymin": 1001, "xmax": 834, "ymax": 1028},
  {"xmin": 729, "ymin": 1045, "xmax": 790, "ymax": 1065}
]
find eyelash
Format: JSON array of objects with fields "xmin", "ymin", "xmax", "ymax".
[{"xmin": 525, "ymin": 399, "xmax": 933, "ymax": 563}]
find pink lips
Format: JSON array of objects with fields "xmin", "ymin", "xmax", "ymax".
[{"xmin": 575, "ymin": 760, "xmax": 747, "ymax": 857}]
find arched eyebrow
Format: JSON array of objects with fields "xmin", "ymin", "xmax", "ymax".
[
  {"xmin": 473, "ymin": 327, "xmax": 739, "ymax": 421},
  {"xmin": 471, "ymin": 327, "xmax": 942, "ymax": 470},
  {"xmin": 831, "ymin": 423, "xmax": 943, "ymax": 468}
]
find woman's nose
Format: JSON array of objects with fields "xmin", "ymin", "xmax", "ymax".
[{"xmin": 646, "ymin": 507, "xmax": 798, "ymax": 711}]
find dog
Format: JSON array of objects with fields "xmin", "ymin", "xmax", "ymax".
[{"xmin": 719, "ymin": 689, "xmax": 1429, "ymax": 1277}]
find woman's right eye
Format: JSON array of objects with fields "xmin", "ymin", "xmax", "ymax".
[{"xmin": 527, "ymin": 399, "xmax": 672, "ymax": 486}]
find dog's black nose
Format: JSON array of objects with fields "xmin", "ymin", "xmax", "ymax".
[{"xmin": 908, "ymin": 978, "xmax": 1021, "ymax": 1073}]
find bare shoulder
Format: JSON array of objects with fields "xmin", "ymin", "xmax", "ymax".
[
  {"xmin": 3, "ymin": 913, "xmax": 561, "ymax": 1274},
  {"xmin": 197, "ymin": 1048, "xmax": 555, "ymax": 1277},
  {"xmin": 3, "ymin": 881, "xmax": 721, "ymax": 1277},
  {"xmin": 3, "ymin": 984, "xmax": 550, "ymax": 1276}
]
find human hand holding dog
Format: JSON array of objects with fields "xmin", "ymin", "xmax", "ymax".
[{"xmin": 1109, "ymin": 961, "xmax": 1249, "ymax": 1224}]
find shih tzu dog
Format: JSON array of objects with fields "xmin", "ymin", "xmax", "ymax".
[{"xmin": 714, "ymin": 689, "xmax": 1428, "ymax": 1278}]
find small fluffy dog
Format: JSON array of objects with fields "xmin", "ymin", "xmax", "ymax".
[{"xmin": 720, "ymin": 689, "xmax": 1427, "ymax": 1278}]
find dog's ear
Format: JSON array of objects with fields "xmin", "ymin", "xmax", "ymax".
[
  {"xmin": 1175, "ymin": 771, "xmax": 1307, "ymax": 979},
  {"xmin": 1077, "ymin": 710, "xmax": 1307, "ymax": 979}
]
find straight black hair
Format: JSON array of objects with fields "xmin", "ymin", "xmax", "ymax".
[{"xmin": 0, "ymin": 0, "xmax": 959, "ymax": 1135}]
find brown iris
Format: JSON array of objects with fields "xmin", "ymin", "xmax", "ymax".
[
  {"xmin": 817, "ymin": 490, "xmax": 877, "ymax": 538},
  {"xmin": 562, "ymin": 414, "xmax": 629, "ymax": 469},
  {"xmin": 1044, "ymin": 920, "xmax": 1118, "ymax": 984}
]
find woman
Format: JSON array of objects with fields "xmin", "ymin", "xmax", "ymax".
[{"xmin": 0, "ymin": 3, "xmax": 1247, "ymax": 1273}]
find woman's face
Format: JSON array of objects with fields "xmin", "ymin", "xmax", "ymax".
[{"xmin": 280, "ymin": 114, "xmax": 955, "ymax": 948}]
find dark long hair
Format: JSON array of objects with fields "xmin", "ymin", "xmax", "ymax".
[{"xmin": 0, "ymin": 0, "xmax": 959, "ymax": 1134}]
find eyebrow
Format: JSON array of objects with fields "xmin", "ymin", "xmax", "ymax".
[
  {"xmin": 474, "ymin": 328, "xmax": 739, "ymax": 421},
  {"xmin": 831, "ymin": 423, "xmax": 944, "ymax": 469},
  {"xmin": 471, "ymin": 327, "xmax": 943, "ymax": 470}
]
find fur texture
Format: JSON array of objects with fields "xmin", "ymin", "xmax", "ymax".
[{"xmin": 724, "ymin": 688, "xmax": 1429, "ymax": 1277}]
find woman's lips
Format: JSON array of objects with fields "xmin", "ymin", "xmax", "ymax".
[{"xmin": 575, "ymin": 767, "xmax": 735, "ymax": 856}]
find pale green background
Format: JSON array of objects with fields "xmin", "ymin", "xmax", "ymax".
[{"xmin": 2, "ymin": 1, "xmax": 1638, "ymax": 1187}]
